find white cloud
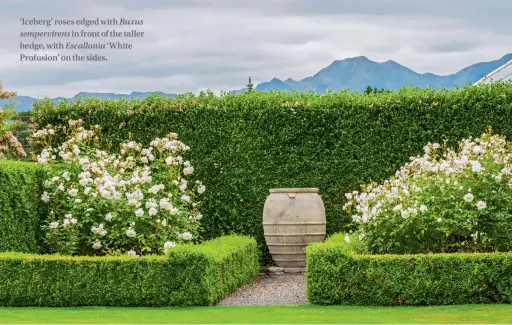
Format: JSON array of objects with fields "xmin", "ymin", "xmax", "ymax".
[{"xmin": 0, "ymin": 0, "xmax": 511, "ymax": 97}]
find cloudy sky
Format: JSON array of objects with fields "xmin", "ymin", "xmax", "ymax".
[{"xmin": 1, "ymin": 0, "xmax": 511, "ymax": 97}]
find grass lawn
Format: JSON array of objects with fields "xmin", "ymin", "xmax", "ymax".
[{"xmin": 0, "ymin": 304, "xmax": 511, "ymax": 324}]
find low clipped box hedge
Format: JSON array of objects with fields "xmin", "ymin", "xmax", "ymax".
[
  {"xmin": 0, "ymin": 235, "xmax": 259, "ymax": 307},
  {"xmin": 306, "ymin": 234, "xmax": 512, "ymax": 306},
  {"xmin": 30, "ymin": 82, "xmax": 512, "ymax": 263}
]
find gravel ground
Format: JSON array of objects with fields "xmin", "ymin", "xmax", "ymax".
[{"xmin": 217, "ymin": 274, "xmax": 307, "ymax": 306}]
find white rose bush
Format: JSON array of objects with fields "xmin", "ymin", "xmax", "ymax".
[
  {"xmin": 32, "ymin": 119, "xmax": 206, "ymax": 256},
  {"xmin": 343, "ymin": 130, "xmax": 512, "ymax": 254}
]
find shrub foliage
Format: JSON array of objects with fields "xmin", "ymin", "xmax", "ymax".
[
  {"xmin": 30, "ymin": 82, "xmax": 512, "ymax": 262},
  {"xmin": 306, "ymin": 233, "xmax": 512, "ymax": 305},
  {"xmin": 0, "ymin": 83, "xmax": 26, "ymax": 160},
  {"xmin": 33, "ymin": 119, "xmax": 206, "ymax": 257},
  {"xmin": 0, "ymin": 235, "xmax": 259, "ymax": 307},
  {"xmin": 0, "ymin": 160, "xmax": 48, "ymax": 253},
  {"xmin": 344, "ymin": 131, "xmax": 512, "ymax": 254}
]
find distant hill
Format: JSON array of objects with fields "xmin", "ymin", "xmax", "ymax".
[
  {"xmin": 2, "ymin": 53, "xmax": 511, "ymax": 111},
  {"xmin": 254, "ymin": 53, "xmax": 512, "ymax": 93},
  {"xmin": 0, "ymin": 91, "xmax": 177, "ymax": 112}
]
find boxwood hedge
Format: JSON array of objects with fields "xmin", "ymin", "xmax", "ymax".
[
  {"xmin": 306, "ymin": 234, "xmax": 512, "ymax": 305},
  {"xmin": 0, "ymin": 235, "xmax": 259, "ymax": 306},
  {"xmin": 0, "ymin": 160, "xmax": 49, "ymax": 253},
  {"xmin": 29, "ymin": 82, "xmax": 512, "ymax": 263}
]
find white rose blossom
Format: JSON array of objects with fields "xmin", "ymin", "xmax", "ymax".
[
  {"xmin": 68, "ymin": 188, "xmax": 78, "ymax": 197},
  {"xmin": 41, "ymin": 191, "xmax": 50, "ymax": 203},
  {"xmin": 476, "ymin": 201, "xmax": 487, "ymax": 210},
  {"xmin": 92, "ymin": 240, "xmax": 102, "ymax": 250},
  {"xmin": 127, "ymin": 249, "xmax": 139, "ymax": 257},
  {"xmin": 183, "ymin": 166, "xmax": 194, "ymax": 175},
  {"xmin": 464, "ymin": 193, "xmax": 474, "ymax": 202},
  {"xmin": 126, "ymin": 227, "xmax": 136, "ymax": 238},
  {"xmin": 164, "ymin": 241, "xmax": 176, "ymax": 253}
]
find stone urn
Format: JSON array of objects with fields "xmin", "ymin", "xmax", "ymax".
[{"xmin": 263, "ymin": 188, "xmax": 326, "ymax": 268}]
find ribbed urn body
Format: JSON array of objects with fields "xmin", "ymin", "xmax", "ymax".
[{"xmin": 263, "ymin": 188, "xmax": 326, "ymax": 268}]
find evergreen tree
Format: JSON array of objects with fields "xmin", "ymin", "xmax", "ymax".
[
  {"xmin": 364, "ymin": 85, "xmax": 389, "ymax": 95},
  {"xmin": 246, "ymin": 77, "xmax": 254, "ymax": 91}
]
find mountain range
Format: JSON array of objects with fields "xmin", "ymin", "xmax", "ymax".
[
  {"xmin": 2, "ymin": 53, "xmax": 511, "ymax": 112},
  {"xmin": 0, "ymin": 91, "xmax": 178, "ymax": 112},
  {"xmin": 252, "ymin": 53, "xmax": 512, "ymax": 93}
]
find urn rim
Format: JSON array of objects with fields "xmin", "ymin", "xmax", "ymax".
[{"xmin": 269, "ymin": 188, "xmax": 319, "ymax": 193}]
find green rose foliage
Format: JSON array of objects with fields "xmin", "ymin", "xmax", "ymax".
[
  {"xmin": 344, "ymin": 130, "xmax": 512, "ymax": 254},
  {"xmin": 33, "ymin": 119, "xmax": 206, "ymax": 257}
]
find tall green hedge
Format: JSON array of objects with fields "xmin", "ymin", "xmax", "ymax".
[
  {"xmin": 306, "ymin": 234, "xmax": 512, "ymax": 305},
  {"xmin": 0, "ymin": 161, "xmax": 48, "ymax": 253},
  {"xmin": 0, "ymin": 235, "xmax": 259, "ymax": 307},
  {"xmin": 31, "ymin": 82, "xmax": 512, "ymax": 263}
]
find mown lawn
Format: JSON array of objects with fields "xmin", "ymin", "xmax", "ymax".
[{"xmin": 1, "ymin": 304, "xmax": 511, "ymax": 324}]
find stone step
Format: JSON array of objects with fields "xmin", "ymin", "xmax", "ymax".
[{"xmin": 260, "ymin": 266, "xmax": 306, "ymax": 275}]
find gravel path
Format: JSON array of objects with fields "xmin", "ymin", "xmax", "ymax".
[{"xmin": 217, "ymin": 274, "xmax": 307, "ymax": 306}]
